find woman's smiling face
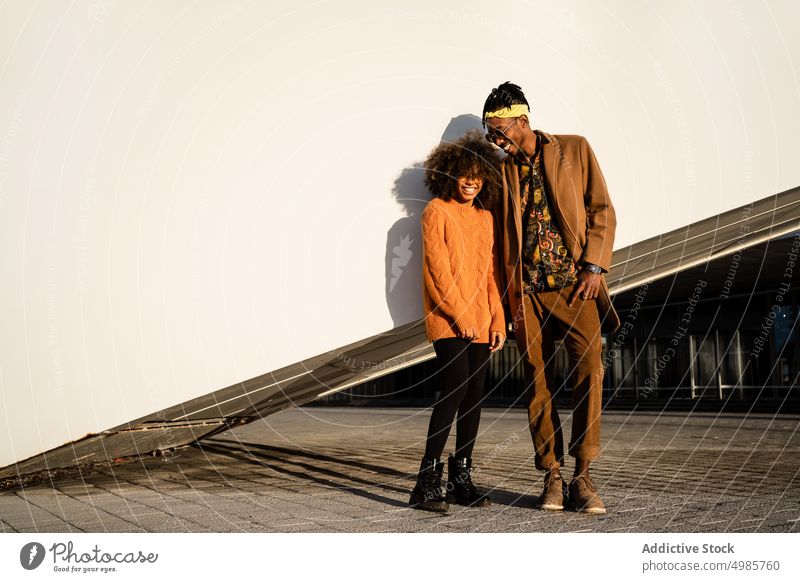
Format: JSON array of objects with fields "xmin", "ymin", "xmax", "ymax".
[{"xmin": 456, "ymin": 169, "xmax": 484, "ymax": 204}]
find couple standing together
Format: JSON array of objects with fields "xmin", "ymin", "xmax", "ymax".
[{"xmin": 410, "ymin": 82, "xmax": 620, "ymax": 514}]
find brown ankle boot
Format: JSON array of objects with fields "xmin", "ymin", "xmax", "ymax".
[
  {"xmin": 536, "ymin": 468, "xmax": 566, "ymax": 511},
  {"xmin": 568, "ymin": 474, "xmax": 607, "ymax": 514}
]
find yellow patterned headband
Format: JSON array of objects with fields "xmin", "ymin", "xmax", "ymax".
[{"xmin": 484, "ymin": 104, "xmax": 530, "ymax": 120}]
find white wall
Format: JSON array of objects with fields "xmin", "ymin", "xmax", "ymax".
[{"xmin": 1, "ymin": 0, "xmax": 799, "ymax": 468}]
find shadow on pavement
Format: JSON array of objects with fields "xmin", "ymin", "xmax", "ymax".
[{"xmin": 199, "ymin": 439, "xmax": 537, "ymax": 510}]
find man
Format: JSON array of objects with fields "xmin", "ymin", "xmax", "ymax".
[{"xmin": 482, "ymin": 82, "xmax": 620, "ymax": 514}]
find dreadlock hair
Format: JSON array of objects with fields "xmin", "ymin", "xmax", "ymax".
[
  {"xmin": 423, "ymin": 130, "xmax": 502, "ymax": 211},
  {"xmin": 482, "ymin": 82, "xmax": 529, "ymax": 128}
]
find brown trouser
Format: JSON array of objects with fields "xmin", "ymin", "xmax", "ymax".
[{"xmin": 515, "ymin": 285, "xmax": 604, "ymax": 470}]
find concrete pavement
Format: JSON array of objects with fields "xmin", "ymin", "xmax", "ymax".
[{"xmin": 1, "ymin": 406, "xmax": 798, "ymax": 533}]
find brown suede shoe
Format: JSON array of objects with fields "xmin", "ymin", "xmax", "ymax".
[
  {"xmin": 568, "ymin": 474, "xmax": 607, "ymax": 514},
  {"xmin": 536, "ymin": 469, "xmax": 565, "ymax": 511}
]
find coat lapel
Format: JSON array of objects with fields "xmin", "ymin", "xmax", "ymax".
[
  {"xmin": 540, "ymin": 131, "xmax": 559, "ymax": 212},
  {"xmin": 503, "ymin": 157, "xmax": 523, "ymax": 259}
]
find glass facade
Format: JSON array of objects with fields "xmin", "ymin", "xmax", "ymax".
[{"xmin": 320, "ymin": 289, "xmax": 800, "ymax": 408}]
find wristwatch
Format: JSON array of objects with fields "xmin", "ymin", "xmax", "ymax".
[{"xmin": 583, "ymin": 263, "xmax": 603, "ymax": 274}]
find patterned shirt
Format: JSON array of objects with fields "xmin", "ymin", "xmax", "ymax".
[{"xmin": 519, "ymin": 138, "xmax": 578, "ymax": 293}]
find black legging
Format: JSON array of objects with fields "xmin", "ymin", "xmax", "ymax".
[{"xmin": 423, "ymin": 338, "xmax": 492, "ymax": 461}]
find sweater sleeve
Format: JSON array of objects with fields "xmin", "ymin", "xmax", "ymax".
[
  {"xmin": 421, "ymin": 204, "xmax": 476, "ymax": 334},
  {"xmin": 486, "ymin": 215, "xmax": 506, "ymax": 335}
]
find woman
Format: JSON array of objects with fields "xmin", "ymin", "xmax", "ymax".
[{"xmin": 409, "ymin": 131, "xmax": 506, "ymax": 512}]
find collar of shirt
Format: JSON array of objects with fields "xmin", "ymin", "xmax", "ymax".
[{"xmin": 514, "ymin": 129, "xmax": 548, "ymax": 168}]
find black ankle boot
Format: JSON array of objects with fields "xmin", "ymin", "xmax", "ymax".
[
  {"xmin": 409, "ymin": 458, "xmax": 449, "ymax": 512},
  {"xmin": 446, "ymin": 455, "xmax": 491, "ymax": 507}
]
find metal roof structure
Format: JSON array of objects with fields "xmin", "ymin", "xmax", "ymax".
[{"xmin": 607, "ymin": 186, "xmax": 800, "ymax": 294}]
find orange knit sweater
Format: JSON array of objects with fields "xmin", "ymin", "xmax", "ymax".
[{"xmin": 421, "ymin": 197, "xmax": 506, "ymax": 344}]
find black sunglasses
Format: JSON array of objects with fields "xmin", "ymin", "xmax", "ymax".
[{"xmin": 485, "ymin": 118, "xmax": 519, "ymax": 143}]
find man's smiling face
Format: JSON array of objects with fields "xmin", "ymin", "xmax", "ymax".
[{"xmin": 485, "ymin": 116, "xmax": 523, "ymax": 156}]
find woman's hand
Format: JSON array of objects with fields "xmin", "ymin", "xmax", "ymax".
[
  {"xmin": 489, "ymin": 331, "xmax": 505, "ymax": 352},
  {"xmin": 460, "ymin": 326, "xmax": 479, "ymax": 341}
]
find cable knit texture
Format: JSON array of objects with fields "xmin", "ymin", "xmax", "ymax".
[{"xmin": 421, "ymin": 197, "xmax": 506, "ymax": 343}]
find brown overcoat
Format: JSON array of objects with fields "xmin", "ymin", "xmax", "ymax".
[{"xmin": 494, "ymin": 130, "xmax": 621, "ymax": 338}]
